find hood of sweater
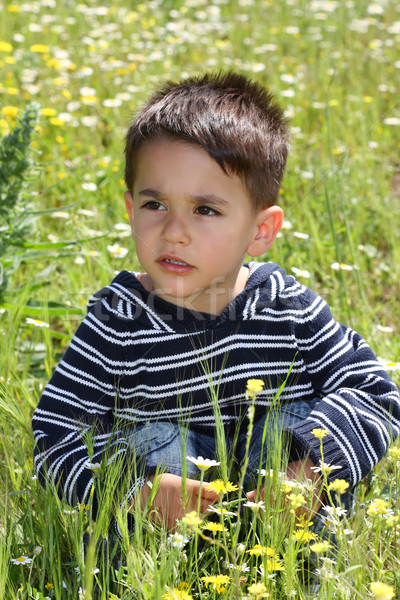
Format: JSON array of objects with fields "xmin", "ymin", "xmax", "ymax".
[{"xmin": 87, "ymin": 261, "xmax": 297, "ymax": 333}]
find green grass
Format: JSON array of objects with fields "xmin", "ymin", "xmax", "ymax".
[{"xmin": 1, "ymin": 0, "xmax": 400, "ymax": 597}]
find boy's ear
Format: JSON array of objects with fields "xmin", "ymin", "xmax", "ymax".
[
  {"xmin": 124, "ymin": 191, "xmax": 134, "ymax": 228},
  {"xmin": 246, "ymin": 206, "xmax": 283, "ymax": 257}
]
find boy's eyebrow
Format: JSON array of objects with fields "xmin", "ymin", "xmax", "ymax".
[{"xmin": 138, "ymin": 188, "xmax": 229, "ymax": 207}]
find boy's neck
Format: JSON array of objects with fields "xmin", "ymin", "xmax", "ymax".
[{"xmin": 137, "ymin": 265, "xmax": 250, "ymax": 316}]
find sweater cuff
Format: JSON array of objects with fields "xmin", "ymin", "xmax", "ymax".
[{"xmin": 286, "ymin": 419, "xmax": 352, "ymax": 485}]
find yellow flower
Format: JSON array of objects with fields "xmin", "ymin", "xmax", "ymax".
[
  {"xmin": 367, "ymin": 499, "xmax": 392, "ymax": 517},
  {"xmin": 246, "ymin": 379, "xmax": 265, "ymax": 397},
  {"xmin": 45, "ymin": 583, "xmax": 54, "ymax": 590},
  {"xmin": 30, "ymin": 44, "xmax": 50, "ymax": 53},
  {"xmin": 388, "ymin": 447, "xmax": 400, "ymax": 461},
  {"xmin": 370, "ymin": 582, "xmax": 395, "ymax": 600},
  {"xmin": 311, "ymin": 428, "xmax": 329, "ymax": 439},
  {"xmin": 310, "ymin": 540, "xmax": 332, "ymax": 553},
  {"xmin": 162, "ymin": 589, "xmax": 193, "ymax": 600},
  {"xmin": 201, "ymin": 575, "xmax": 230, "ymax": 594},
  {"xmin": 1, "ymin": 106, "xmax": 18, "ymax": 117},
  {"xmin": 288, "ymin": 493, "xmax": 305, "ymax": 509},
  {"xmin": 182, "ymin": 511, "xmax": 203, "ymax": 528},
  {"xmin": 293, "ymin": 528, "xmax": 318, "ymax": 544},
  {"xmin": 0, "ymin": 41, "xmax": 13, "ymax": 52},
  {"xmin": 248, "ymin": 582, "xmax": 269, "ymax": 598},
  {"xmin": 40, "ymin": 107, "xmax": 57, "ymax": 117},
  {"xmin": 328, "ymin": 479, "xmax": 350, "ymax": 494},
  {"xmin": 206, "ymin": 480, "xmax": 238, "ymax": 495},
  {"xmin": 201, "ymin": 522, "xmax": 227, "ymax": 533},
  {"xmin": 266, "ymin": 558, "xmax": 285, "ymax": 572},
  {"xmin": 246, "ymin": 544, "xmax": 275, "ymax": 557},
  {"xmin": 386, "ymin": 515, "xmax": 399, "ymax": 528}
]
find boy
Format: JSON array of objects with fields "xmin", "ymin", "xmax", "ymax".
[{"xmin": 33, "ymin": 72, "xmax": 400, "ymax": 533}]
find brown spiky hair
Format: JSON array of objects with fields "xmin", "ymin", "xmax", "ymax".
[{"xmin": 124, "ymin": 71, "xmax": 291, "ymax": 211}]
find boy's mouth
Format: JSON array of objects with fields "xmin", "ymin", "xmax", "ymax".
[
  {"xmin": 163, "ymin": 258, "xmax": 189, "ymax": 266},
  {"xmin": 158, "ymin": 256, "xmax": 194, "ymax": 272}
]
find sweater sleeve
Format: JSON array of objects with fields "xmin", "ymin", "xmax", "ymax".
[
  {"xmin": 286, "ymin": 290, "xmax": 400, "ymax": 486},
  {"xmin": 32, "ymin": 302, "xmax": 133, "ymax": 516}
]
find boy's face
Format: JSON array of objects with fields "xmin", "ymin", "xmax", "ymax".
[{"xmin": 124, "ymin": 139, "xmax": 282, "ymax": 314}]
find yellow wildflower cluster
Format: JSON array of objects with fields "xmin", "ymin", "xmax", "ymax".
[
  {"xmin": 246, "ymin": 378, "xmax": 265, "ymax": 398},
  {"xmin": 311, "ymin": 428, "xmax": 329, "ymax": 439},
  {"xmin": 248, "ymin": 582, "xmax": 269, "ymax": 598},
  {"xmin": 246, "ymin": 544, "xmax": 275, "ymax": 557},
  {"xmin": 182, "ymin": 511, "xmax": 203, "ymax": 528},
  {"xmin": 367, "ymin": 499, "xmax": 392, "ymax": 517},
  {"xmin": 328, "ymin": 479, "xmax": 350, "ymax": 494},
  {"xmin": 201, "ymin": 574, "xmax": 230, "ymax": 594},
  {"xmin": 201, "ymin": 522, "xmax": 227, "ymax": 533},
  {"xmin": 370, "ymin": 582, "xmax": 395, "ymax": 600},
  {"xmin": 206, "ymin": 480, "xmax": 238, "ymax": 495}
]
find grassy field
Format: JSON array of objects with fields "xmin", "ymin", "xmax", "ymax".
[{"xmin": 1, "ymin": 0, "xmax": 400, "ymax": 598}]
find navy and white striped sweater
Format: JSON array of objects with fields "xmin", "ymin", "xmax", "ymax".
[{"xmin": 32, "ymin": 262, "xmax": 400, "ymax": 512}]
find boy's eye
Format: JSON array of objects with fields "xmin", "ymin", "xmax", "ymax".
[
  {"xmin": 143, "ymin": 200, "xmax": 164, "ymax": 210},
  {"xmin": 195, "ymin": 205, "xmax": 219, "ymax": 216}
]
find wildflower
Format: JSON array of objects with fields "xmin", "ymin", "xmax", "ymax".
[
  {"xmin": 85, "ymin": 461, "xmax": 102, "ymax": 473},
  {"xmin": 388, "ymin": 447, "xmax": 400, "ymax": 461},
  {"xmin": 107, "ymin": 244, "xmax": 129, "ymax": 259},
  {"xmin": 248, "ymin": 582, "xmax": 269, "ymax": 598},
  {"xmin": 201, "ymin": 521, "xmax": 227, "ymax": 533},
  {"xmin": 167, "ymin": 533, "xmax": 189, "ymax": 549},
  {"xmin": 288, "ymin": 493, "xmax": 306, "ymax": 509},
  {"xmin": 246, "ymin": 379, "xmax": 265, "ymax": 397},
  {"xmin": 45, "ymin": 583, "xmax": 54, "ymax": 590},
  {"xmin": 207, "ymin": 505, "xmax": 236, "ymax": 517},
  {"xmin": 201, "ymin": 575, "xmax": 230, "ymax": 594},
  {"xmin": 291, "ymin": 267, "xmax": 310, "ymax": 278},
  {"xmin": 0, "ymin": 41, "xmax": 13, "ymax": 52},
  {"xmin": 310, "ymin": 540, "xmax": 332, "ymax": 553},
  {"xmin": 162, "ymin": 590, "xmax": 193, "ymax": 600},
  {"xmin": 312, "ymin": 428, "xmax": 329, "ymax": 439},
  {"xmin": 243, "ymin": 500, "xmax": 265, "ymax": 511},
  {"xmin": 310, "ymin": 460, "xmax": 341, "ymax": 476},
  {"xmin": 186, "ymin": 456, "xmax": 221, "ymax": 471},
  {"xmin": 266, "ymin": 558, "xmax": 284, "ymax": 572},
  {"xmin": 1, "ymin": 106, "xmax": 18, "ymax": 117},
  {"xmin": 82, "ymin": 182, "xmax": 97, "ymax": 191},
  {"xmin": 40, "ymin": 108, "xmax": 57, "ymax": 117},
  {"xmin": 30, "ymin": 44, "xmax": 50, "ymax": 53},
  {"xmin": 26, "ymin": 317, "xmax": 50, "ymax": 328},
  {"xmin": 229, "ymin": 562, "xmax": 250, "ymax": 573},
  {"xmin": 323, "ymin": 505, "xmax": 347, "ymax": 519},
  {"xmin": 293, "ymin": 528, "xmax": 318, "ymax": 543},
  {"xmin": 293, "ymin": 231, "xmax": 309, "ymax": 240},
  {"xmin": 383, "ymin": 117, "xmax": 400, "ymax": 126},
  {"xmin": 247, "ymin": 544, "xmax": 275, "ymax": 557},
  {"xmin": 11, "ymin": 556, "xmax": 33, "ymax": 565},
  {"xmin": 206, "ymin": 480, "xmax": 238, "ymax": 495},
  {"xmin": 331, "ymin": 262, "xmax": 354, "ymax": 271},
  {"xmin": 182, "ymin": 511, "xmax": 203, "ymax": 528},
  {"xmin": 370, "ymin": 582, "xmax": 395, "ymax": 600},
  {"xmin": 328, "ymin": 479, "xmax": 349, "ymax": 494},
  {"xmin": 386, "ymin": 515, "xmax": 400, "ymax": 527},
  {"xmin": 367, "ymin": 499, "xmax": 393, "ymax": 518}
]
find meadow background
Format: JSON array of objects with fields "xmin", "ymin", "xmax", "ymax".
[{"xmin": 1, "ymin": 0, "xmax": 400, "ymax": 598}]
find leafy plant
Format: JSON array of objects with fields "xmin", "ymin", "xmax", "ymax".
[{"xmin": 0, "ymin": 104, "xmax": 40, "ymax": 302}]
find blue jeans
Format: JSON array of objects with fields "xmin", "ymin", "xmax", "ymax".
[{"xmin": 126, "ymin": 399, "xmax": 320, "ymax": 491}]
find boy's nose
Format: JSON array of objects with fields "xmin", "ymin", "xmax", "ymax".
[{"xmin": 161, "ymin": 212, "xmax": 190, "ymax": 245}]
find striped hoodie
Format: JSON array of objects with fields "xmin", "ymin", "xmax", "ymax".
[{"xmin": 32, "ymin": 262, "xmax": 400, "ymax": 513}]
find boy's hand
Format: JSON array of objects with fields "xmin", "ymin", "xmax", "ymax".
[
  {"xmin": 139, "ymin": 473, "xmax": 219, "ymax": 531},
  {"xmin": 246, "ymin": 457, "xmax": 324, "ymax": 519}
]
